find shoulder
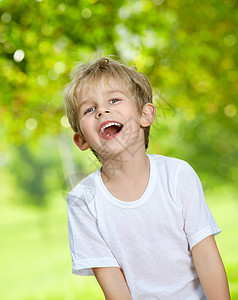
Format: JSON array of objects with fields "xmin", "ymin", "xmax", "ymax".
[
  {"xmin": 148, "ymin": 154, "xmax": 198, "ymax": 186},
  {"xmin": 67, "ymin": 170, "xmax": 99, "ymax": 212},
  {"xmin": 69, "ymin": 170, "xmax": 98, "ymax": 195},
  {"xmin": 149, "ymin": 154, "xmax": 191, "ymax": 173}
]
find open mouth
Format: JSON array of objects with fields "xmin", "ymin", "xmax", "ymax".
[{"xmin": 98, "ymin": 121, "xmax": 123, "ymax": 139}]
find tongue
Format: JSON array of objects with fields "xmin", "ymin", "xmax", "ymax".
[{"xmin": 103, "ymin": 125, "xmax": 120, "ymax": 137}]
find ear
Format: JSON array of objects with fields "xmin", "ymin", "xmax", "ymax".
[
  {"xmin": 140, "ymin": 103, "xmax": 156, "ymax": 128},
  {"xmin": 73, "ymin": 132, "xmax": 90, "ymax": 151}
]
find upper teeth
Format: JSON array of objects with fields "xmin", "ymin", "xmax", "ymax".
[{"xmin": 100, "ymin": 122, "xmax": 122, "ymax": 134}]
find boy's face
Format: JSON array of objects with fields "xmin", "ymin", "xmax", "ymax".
[{"xmin": 74, "ymin": 77, "xmax": 154, "ymax": 158}]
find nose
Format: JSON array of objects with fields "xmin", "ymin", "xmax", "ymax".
[{"xmin": 96, "ymin": 107, "xmax": 111, "ymax": 119}]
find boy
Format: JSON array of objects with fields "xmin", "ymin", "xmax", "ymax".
[{"xmin": 64, "ymin": 57, "xmax": 230, "ymax": 300}]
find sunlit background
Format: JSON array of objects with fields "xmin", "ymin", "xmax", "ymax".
[{"xmin": 0, "ymin": 0, "xmax": 238, "ymax": 299}]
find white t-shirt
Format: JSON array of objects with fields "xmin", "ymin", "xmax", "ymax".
[{"xmin": 67, "ymin": 154, "xmax": 221, "ymax": 300}]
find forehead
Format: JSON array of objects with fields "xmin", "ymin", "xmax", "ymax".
[{"xmin": 78, "ymin": 75, "xmax": 131, "ymax": 100}]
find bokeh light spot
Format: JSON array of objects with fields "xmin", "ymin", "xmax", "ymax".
[
  {"xmin": 206, "ymin": 102, "xmax": 219, "ymax": 115},
  {"xmin": 57, "ymin": 3, "xmax": 66, "ymax": 12},
  {"xmin": 13, "ymin": 50, "xmax": 25, "ymax": 62},
  {"xmin": 25, "ymin": 32, "xmax": 38, "ymax": 47},
  {"xmin": 81, "ymin": 8, "xmax": 92, "ymax": 19},
  {"xmin": 224, "ymin": 34, "xmax": 236, "ymax": 47},
  {"xmin": 1, "ymin": 12, "xmax": 12, "ymax": 23},
  {"xmin": 38, "ymin": 41, "xmax": 51, "ymax": 54},
  {"xmin": 224, "ymin": 104, "xmax": 237, "ymax": 118},
  {"xmin": 195, "ymin": 81, "xmax": 210, "ymax": 93},
  {"xmin": 37, "ymin": 75, "xmax": 48, "ymax": 86},
  {"xmin": 153, "ymin": 0, "xmax": 164, "ymax": 5},
  {"xmin": 61, "ymin": 116, "xmax": 70, "ymax": 128},
  {"xmin": 54, "ymin": 61, "xmax": 65, "ymax": 74},
  {"xmin": 41, "ymin": 24, "xmax": 53, "ymax": 36},
  {"xmin": 25, "ymin": 118, "xmax": 37, "ymax": 130},
  {"xmin": 17, "ymin": 72, "xmax": 27, "ymax": 84},
  {"xmin": 48, "ymin": 70, "xmax": 59, "ymax": 81}
]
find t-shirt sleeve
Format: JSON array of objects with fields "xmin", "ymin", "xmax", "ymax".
[
  {"xmin": 67, "ymin": 190, "xmax": 120, "ymax": 276},
  {"xmin": 177, "ymin": 162, "xmax": 221, "ymax": 249}
]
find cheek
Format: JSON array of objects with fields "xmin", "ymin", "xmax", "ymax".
[
  {"xmin": 79, "ymin": 119, "xmax": 89, "ymax": 136},
  {"xmin": 123, "ymin": 105, "xmax": 141, "ymax": 121},
  {"xmin": 80, "ymin": 118, "xmax": 96, "ymax": 139},
  {"xmin": 79, "ymin": 116, "xmax": 90, "ymax": 129},
  {"xmin": 118, "ymin": 103, "xmax": 135, "ymax": 117}
]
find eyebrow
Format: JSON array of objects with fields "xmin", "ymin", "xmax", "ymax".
[
  {"xmin": 78, "ymin": 100, "xmax": 89, "ymax": 108},
  {"xmin": 105, "ymin": 89, "xmax": 126, "ymax": 95}
]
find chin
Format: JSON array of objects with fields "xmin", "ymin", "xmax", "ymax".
[{"xmin": 96, "ymin": 145, "xmax": 127, "ymax": 160}]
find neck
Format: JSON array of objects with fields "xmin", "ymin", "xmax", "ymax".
[{"xmin": 100, "ymin": 148, "xmax": 149, "ymax": 183}]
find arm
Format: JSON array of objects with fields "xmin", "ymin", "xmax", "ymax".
[
  {"xmin": 192, "ymin": 235, "xmax": 230, "ymax": 300},
  {"xmin": 93, "ymin": 267, "xmax": 132, "ymax": 300}
]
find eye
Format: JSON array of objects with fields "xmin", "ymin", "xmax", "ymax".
[
  {"xmin": 84, "ymin": 107, "xmax": 95, "ymax": 115},
  {"xmin": 109, "ymin": 98, "xmax": 120, "ymax": 104}
]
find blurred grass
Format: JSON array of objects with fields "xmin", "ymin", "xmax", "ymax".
[
  {"xmin": 206, "ymin": 185, "xmax": 238, "ymax": 299},
  {"xmin": 0, "ymin": 194, "xmax": 104, "ymax": 300},
  {"xmin": 0, "ymin": 186, "xmax": 237, "ymax": 300}
]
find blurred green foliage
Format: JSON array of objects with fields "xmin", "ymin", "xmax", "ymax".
[
  {"xmin": 0, "ymin": 0, "xmax": 237, "ymax": 298},
  {"xmin": 1, "ymin": 0, "xmax": 237, "ymax": 207}
]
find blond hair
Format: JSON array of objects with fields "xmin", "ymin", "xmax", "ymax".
[{"xmin": 63, "ymin": 56, "xmax": 153, "ymax": 149}]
